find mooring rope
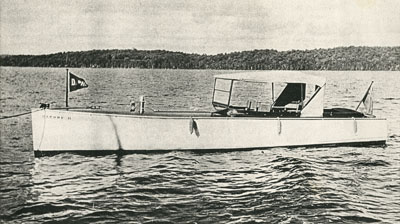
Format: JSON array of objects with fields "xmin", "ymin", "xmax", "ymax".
[
  {"xmin": 0, "ymin": 109, "xmax": 43, "ymax": 120},
  {"xmin": 0, "ymin": 105, "xmax": 103, "ymax": 120}
]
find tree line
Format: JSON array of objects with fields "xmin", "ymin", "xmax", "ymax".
[{"xmin": 1, "ymin": 46, "xmax": 399, "ymax": 70}]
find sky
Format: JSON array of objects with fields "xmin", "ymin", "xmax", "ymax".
[{"xmin": 1, "ymin": 0, "xmax": 399, "ymax": 55}]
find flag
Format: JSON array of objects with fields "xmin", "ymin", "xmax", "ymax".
[
  {"xmin": 69, "ymin": 72, "xmax": 88, "ymax": 92},
  {"xmin": 362, "ymin": 87, "xmax": 373, "ymax": 115}
]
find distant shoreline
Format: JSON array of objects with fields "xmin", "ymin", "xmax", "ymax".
[{"xmin": 1, "ymin": 46, "xmax": 399, "ymax": 71}]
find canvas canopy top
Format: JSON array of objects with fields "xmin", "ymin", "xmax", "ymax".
[{"xmin": 214, "ymin": 71, "xmax": 326, "ymax": 87}]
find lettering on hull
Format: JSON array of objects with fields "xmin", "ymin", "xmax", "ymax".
[{"xmin": 42, "ymin": 115, "xmax": 71, "ymax": 120}]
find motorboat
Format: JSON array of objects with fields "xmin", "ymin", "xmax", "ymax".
[{"xmin": 31, "ymin": 71, "xmax": 387, "ymax": 156}]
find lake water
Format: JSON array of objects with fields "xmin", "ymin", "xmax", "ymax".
[{"xmin": 1, "ymin": 67, "xmax": 399, "ymax": 223}]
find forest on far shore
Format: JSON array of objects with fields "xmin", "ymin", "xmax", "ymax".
[{"xmin": 1, "ymin": 46, "xmax": 399, "ymax": 70}]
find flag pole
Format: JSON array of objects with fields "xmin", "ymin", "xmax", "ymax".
[
  {"xmin": 66, "ymin": 68, "xmax": 69, "ymax": 108},
  {"xmin": 355, "ymin": 81, "xmax": 374, "ymax": 111}
]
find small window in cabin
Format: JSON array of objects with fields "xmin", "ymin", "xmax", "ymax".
[{"xmin": 213, "ymin": 79, "xmax": 232, "ymax": 106}]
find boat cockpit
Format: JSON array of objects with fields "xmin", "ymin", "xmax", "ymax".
[{"xmin": 211, "ymin": 72, "xmax": 368, "ymax": 118}]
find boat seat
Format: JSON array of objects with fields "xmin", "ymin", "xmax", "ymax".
[
  {"xmin": 285, "ymin": 101, "xmax": 303, "ymax": 112},
  {"xmin": 272, "ymin": 101, "xmax": 302, "ymax": 113}
]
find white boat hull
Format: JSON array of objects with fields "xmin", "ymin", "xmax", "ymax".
[{"xmin": 31, "ymin": 109, "xmax": 387, "ymax": 154}]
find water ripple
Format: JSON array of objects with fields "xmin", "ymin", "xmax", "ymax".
[{"xmin": 1, "ymin": 68, "xmax": 399, "ymax": 223}]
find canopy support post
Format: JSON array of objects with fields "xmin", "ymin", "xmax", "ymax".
[
  {"xmin": 227, "ymin": 80, "xmax": 234, "ymax": 107},
  {"xmin": 271, "ymin": 83, "xmax": 274, "ymax": 102},
  {"xmin": 66, "ymin": 69, "xmax": 69, "ymax": 108}
]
